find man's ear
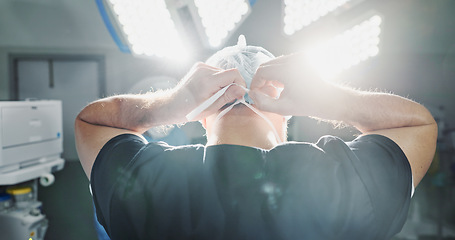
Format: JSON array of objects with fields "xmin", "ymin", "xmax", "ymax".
[
  {"xmin": 281, "ymin": 116, "xmax": 290, "ymax": 140},
  {"xmin": 200, "ymin": 118, "xmax": 207, "ymax": 129}
]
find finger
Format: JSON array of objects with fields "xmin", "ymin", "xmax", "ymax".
[
  {"xmin": 250, "ymin": 73, "xmax": 267, "ymax": 90},
  {"xmin": 250, "ymin": 66, "xmax": 271, "ymax": 90},
  {"xmin": 197, "ymin": 85, "xmax": 246, "ymax": 119},
  {"xmin": 256, "ymin": 63, "xmax": 292, "ymax": 82},
  {"xmin": 212, "ymin": 68, "xmax": 246, "ymax": 89},
  {"xmin": 255, "ymin": 55, "xmax": 291, "ymax": 68},
  {"xmin": 184, "ymin": 62, "xmax": 221, "ymax": 86},
  {"xmin": 266, "ymin": 80, "xmax": 285, "ymax": 89},
  {"xmin": 249, "ymin": 90, "xmax": 286, "ymax": 115},
  {"xmin": 250, "ymin": 64, "xmax": 288, "ymax": 90},
  {"xmin": 229, "ymin": 69, "xmax": 248, "ymax": 88},
  {"xmin": 212, "ymin": 85, "xmax": 246, "ymax": 110},
  {"xmin": 260, "ymin": 84, "xmax": 281, "ymax": 99}
]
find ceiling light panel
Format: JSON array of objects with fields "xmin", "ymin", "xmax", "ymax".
[
  {"xmin": 107, "ymin": 0, "xmax": 187, "ymax": 59},
  {"xmin": 306, "ymin": 15, "xmax": 382, "ymax": 78},
  {"xmin": 193, "ymin": 0, "xmax": 250, "ymax": 47},
  {"xmin": 283, "ymin": 0, "xmax": 353, "ymax": 35}
]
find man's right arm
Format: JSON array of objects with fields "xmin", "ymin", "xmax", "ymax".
[
  {"xmin": 75, "ymin": 63, "xmax": 246, "ymax": 178},
  {"xmin": 321, "ymin": 86, "xmax": 437, "ymax": 187},
  {"xmin": 250, "ymin": 53, "xmax": 437, "ymax": 187}
]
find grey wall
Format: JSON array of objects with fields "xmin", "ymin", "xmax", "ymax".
[
  {"xmin": 0, "ymin": 0, "xmax": 113, "ymax": 98},
  {"xmin": 0, "ymin": 0, "xmax": 111, "ymax": 48},
  {"xmin": 1, "ymin": 0, "xmax": 454, "ymax": 127},
  {"xmin": 0, "ymin": 0, "xmax": 193, "ymax": 100}
]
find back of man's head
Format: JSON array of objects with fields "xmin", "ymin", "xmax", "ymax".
[
  {"xmin": 205, "ymin": 35, "xmax": 275, "ymax": 103},
  {"xmin": 202, "ymin": 36, "xmax": 287, "ymax": 147}
]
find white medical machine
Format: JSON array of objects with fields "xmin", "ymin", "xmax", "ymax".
[{"xmin": 0, "ymin": 100, "xmax": 65, "ymax": 240}]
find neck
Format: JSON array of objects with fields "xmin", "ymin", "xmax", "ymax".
[{"xmin": 206, "ymin": 109, "xmax": 283, "ymax": 150}]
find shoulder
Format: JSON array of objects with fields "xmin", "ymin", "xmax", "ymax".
[
  {"xmin": 91, "ymin": 134, "xmax": 204, "ymax": 194},
  {"xmin": 312, "ymin": 134, "xmax": 411, "ymax": 193},
  {"xmin": 91, "ymin": 135, "xmax": 205, "ymax": 236},
  {"xmin": 282, "ymin": 135, "xmax": 411, "ymax": 236},
  {"xmin": 346, "ymin": 134, "xmax": 411, "ymax": 176},
  {"xmin": 313, "ymin": 134, "xmax": 409, "ymax": 168}
]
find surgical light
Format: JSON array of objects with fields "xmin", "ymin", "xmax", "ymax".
[
  {"xmin": 306, "ymin": 15, "xmax": 382, "ymax": 78},
  {"xmin": 193, "ymin": 0, "xmax": 250, "ymax": 47},
  {"xmin": 283, "ymin": 0, "xmax": 354, "ymax": 35},
  {"xmin": 105, "ymin": 0, "xmax": 188, "ymax": 59}
]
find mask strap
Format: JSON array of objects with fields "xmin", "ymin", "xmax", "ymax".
[
  {"xmin": 186, "ymin": 83, "xmax": 240, "ymax": 121},
  {"xmin": 187, "ymin": 83, "xmax": 283, "ymax": 144},
  {"xmin": 213, "ymin": 100, "xmax": 242, "ymax": 123},
  {"xmin": 211, "ymin": 98, "xmax": 282, "ymax": 144},
  {"xmin": 237, "ymin": 99, "xmax": 282, "ymax": 144}
]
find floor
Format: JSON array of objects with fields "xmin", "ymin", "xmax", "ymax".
[{"xmin": 38, "ymin": 160, "xmax": 98, "ymax": 240}]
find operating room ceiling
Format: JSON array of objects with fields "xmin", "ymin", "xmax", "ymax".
[{"xmin": 0, "ymin": 0, "xmax": 454, "ymax": 126}]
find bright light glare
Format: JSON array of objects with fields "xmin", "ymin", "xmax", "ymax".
[
  {"xmin": 194, "ymin": 0, "xmax": 249, "ymax": 47},
  {"xmin": 306, "ymin": 15, "xmax": 382, "ymax": 78},
  {"xmin": 283, "ymin": 0, "xmax": 352, "ymax": 35},
  {"xmin": 108, "ymin": 0, "xmax": 187, "ymax": 59}
]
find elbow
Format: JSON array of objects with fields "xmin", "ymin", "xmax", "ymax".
[
  {"xmin": 423, "ymin": 107, "xmax": 438, "ymax": 148},
  {"xmin": 76, "ymin": 97, "xmax": 122, "ymax": 126},
  {"xmin": 75, "ymin": 102, "xmax": 97, "ymax": 124},
  {"xmin": 426, "ymin": 109, "xmax": 438, "ymax": 144},
  {"xmin": 427, "ymin": 121, "xmax": 438, "ymax": 164},
  {"xmin": 75, "ymin": 104, "xmax": 91, "ymax": 125}
]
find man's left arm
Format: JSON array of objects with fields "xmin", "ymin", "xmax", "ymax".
[{"xmin": 75, "ymin": 63, "xmax": 247, "ymax": 178}]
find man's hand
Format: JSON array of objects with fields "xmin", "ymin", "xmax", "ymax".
[
  {"xmin": 249, "ymin": 53, "xmax": 332, "ymax": 117},
  {"xmin": 175, "ymin": 62, "xmax": 247, "ymax": 121},
  {"xmin": 249, "ymin": 53, "xmax": 437, "ymax": 188},
  {"xmin": 75, "ymin": 62, "xmax": 246, "ymax": 178},
  {"xmin": 77, "ymin": 62, "xmax": 246, "ymax": 132}
]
